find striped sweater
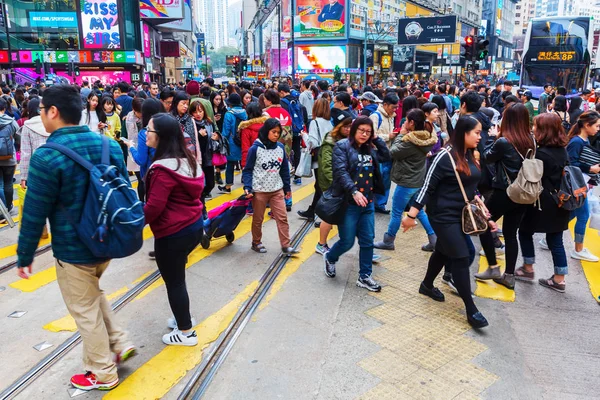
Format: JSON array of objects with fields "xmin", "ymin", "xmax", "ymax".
[{"xmin": 17, "ymin": 125, "xmax": 129, "ymax": 267}]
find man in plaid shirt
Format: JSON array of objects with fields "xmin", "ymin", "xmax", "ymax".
[{"xmin": 16, "ymin": 85, "xmax": 135, "ymax": 392}]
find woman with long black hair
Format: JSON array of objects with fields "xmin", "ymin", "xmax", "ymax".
[
  {"xmin": 171, "ymin": 92, "xmax": 200, "ymax": 162},
  {"xmin": 403, "ymin": 116, "xmax": 490, "ymax": 328},
  {"xmin": 144, "ymin": 113, "xmax": 205, "ymax": 346}
]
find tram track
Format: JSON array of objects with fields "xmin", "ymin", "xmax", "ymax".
[
  {"xmin": 177, "ymin": 217, "xmax": 316, "ymax": 400},
  {"xmin": 0, "ymin": 217, "xmax": 316, "ymax": 400}
]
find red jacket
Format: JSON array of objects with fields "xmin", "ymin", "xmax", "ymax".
[
  {"xmin": 144, "ymin": 159, "xmax": 205, "ymax": 239},
  {"xmin": 239, "ymin": 115, "xmax": 268, "ymax": 167}
]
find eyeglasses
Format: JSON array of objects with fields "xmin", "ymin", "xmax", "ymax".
[
  {"xmin": 357, "ymin": 128, "xmax": 372, "ymax": 136},
  {"xmin": 146, "ymin": 129, "xmax": 158, "ymax": 134}
]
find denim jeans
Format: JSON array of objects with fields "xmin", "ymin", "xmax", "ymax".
[
  {"xmin": 326, "ymin": 203, "xmax": 375, "ymax": 278},
  {"xmin": 225, "ymin": 160, "xmax": 237, "ymax": 186},
  {"xmin": 570, "ymin": 197, "xmax": 589, "ymax": 244},
  {"xmin": 519, "ymin": 231, "xmax": 568, "ymax": 275},
  {"xmin": 374, "ymin": 160, "xmax": 392, "ymax": 210},
  {"xmin": 387, "ymin": 185, "xmax": 434, "ymax": 237},
  {"xmin": 0, "ymin": 165, "xmax": 15, "ymax": 211}
]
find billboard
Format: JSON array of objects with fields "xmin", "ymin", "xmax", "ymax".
[
  {"xmin": 295, "ymin": 0, "xmax": 345, "ymax": 39},
  {"xmin": 393, "ymin": 45, "xmax": 414, "ymax": 72},
  {"xmin": 80, "ymin": 0, "xmax": 121, "ymax": 49},
  {"xmin": 143, "ymin": 24, "xmax": 151, "ymax": 57},
  {"xmin": 29, "ymin": 12, "xmax": 78, "ymax": 28},
  {"xmin": 160, "ymin": 0, "xmax": 192, "ymax": 31},
  {"xmin": 397, "ymin": 16, "xmax": 457, "ymax": 46},
  {"xmin": 57, "ymin": 70, "xmax": 131, "ymax": 85},
  {"xmin": 297, "ymin": 46, "xmax": 346, "ymax": 69},
  {"xmin": 140, "ymin": 0, "xmax": 184, "ymax": 19}
]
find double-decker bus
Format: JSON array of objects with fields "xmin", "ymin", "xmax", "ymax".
[{"xmin": 520, "ymin": 16, "xmax": 592, "ymax": 99}]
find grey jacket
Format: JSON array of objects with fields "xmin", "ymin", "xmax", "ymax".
[
  {"xmin": 390, "ymin": 130, "xmax": 438, "ymax": 188},
  {"xmin": 0, "ymin": 114, "xmax": 19, "ymax": 167}
]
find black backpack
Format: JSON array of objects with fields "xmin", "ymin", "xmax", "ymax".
[
  {"xmin": 230, "ymin": 112, "xmax": 245, "ymax": 147},
  {"xmin": 551, "ymin": 165, "xmax": 587, "ymax": 210},
  {"xmin": 555, "ymin": 111, "xmax": 571, "ymax": 132}
]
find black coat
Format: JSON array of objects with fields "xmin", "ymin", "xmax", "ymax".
[
  {"xmin": 484, "ymin": 137, "xmax": 531, "ymax": 189},
  {"xmin": 331, "ymin": 137, "xmax": 391, "ymax": 199},
  {"xmin": 521, "ymin": 146, "xmax": 570, "ymax": 233}
]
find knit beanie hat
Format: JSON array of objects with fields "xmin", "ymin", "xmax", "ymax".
[{"xmin": 186, "ymin": 80, "xmax": 200, "ymax": 96}]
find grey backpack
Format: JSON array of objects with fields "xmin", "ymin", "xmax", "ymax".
[
  {"xmin": 504, "ymin": 145, "xmax": 543, "ymax": 207},
  {"xmin": 551, "ymin": 165, "xmax": 587, "ymax": 210}
]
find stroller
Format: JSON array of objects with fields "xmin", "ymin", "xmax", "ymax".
[{"xmin": 201, "ymin": 195, "xmax": 252, "ymax": 249}]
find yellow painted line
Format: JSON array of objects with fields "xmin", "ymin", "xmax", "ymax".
[
  {"xmin": 569, "ymin": 221, "xmax": 600, "ymax": 303},
  {"xmin": 44, "ymin": 286, "xmax": 130, "ymax": 332},
  {"xmin": 258, "ymin": 227, "xmax": 338, "ymax": 312},
  {"xmin": 474, "ymin": 255, "xmax": 515, "ymax": 302},
  {"xmin": 9, "ymin": 266, "xmax": 57, "ymax": 292},
  {"xmin": 0, "ymin": 236, "xmax": 51, "ymax": 261},
  {"xmin": 103, "ymin": 281, "xmax": 259, "ymax": 400},
  {"xmin": 10, "ymin": 181, "xmax": 253, "ymax": 294},
  {"xmin": 43, "ymin": 183, "xmax": 315, "ymax": 331}
]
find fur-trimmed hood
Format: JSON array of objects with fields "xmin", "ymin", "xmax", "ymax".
[
  {"xmin": 402, "ymin": 130, "xmax": 438, "ymax": 147},
  {"xmin": 238, "ymin": 115, "xmax": 268, "ymax": 131}
]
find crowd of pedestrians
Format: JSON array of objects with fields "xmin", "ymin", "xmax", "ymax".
[{"xmin": 0, "ymin": 75, "xmax": 597, "ymax": 390}]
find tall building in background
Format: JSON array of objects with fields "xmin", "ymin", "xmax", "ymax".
[
  {"xmin": 482, "ymin": 0, "xmax": 518, "ymax": 76},
  {"xmin": 196, "ymin": 0, "xmax": 230, "ymax": 48}
]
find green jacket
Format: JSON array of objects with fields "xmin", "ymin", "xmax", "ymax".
[
  {"xmin": 317, "ymin": 132, "xmax": 337, "ymax": 191},
  {"xmin": 190, "ymin": 97, "xmax": 216, "ymax": 127},
  {"xmin": 525, "ymin": 101, "xmax": 534, "ymax": 127},
  {"xmin": 390, "ymin": 130, "xmax": 437, "ymax": 188}
]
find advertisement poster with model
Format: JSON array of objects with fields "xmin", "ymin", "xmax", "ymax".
[{"xmin": 295, "ymin": 0, "xmax": 345, "ymax": 38}]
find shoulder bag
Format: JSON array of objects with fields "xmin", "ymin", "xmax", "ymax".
[{"xmin": 445, "ymin": 149, "xmax": 489, "ymax": 235}]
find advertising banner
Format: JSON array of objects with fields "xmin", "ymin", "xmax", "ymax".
[
  {"xmin": 393, "ymin": 45, "xmax": 414, "ymax": 72},
  {"xmin": 297, "ymin": 46, "xmax": 346, "ymax": 69},
  {"xmin": 140, "ymin": 0, "xmax": 184, "ymax": 19},
  {"xmin": 295, "ymin": 0, "xmax": 345, "ymax": 39},
  {"xmin": 197, "ymin": 33, "xmax": 206, "ymax": 57},
  {"xmin": 160, "ymin": 41, "xmax": 180, "ymax": 57},
  {"xmin": 57, "ymin": 70, "xmax": 131, "ymax": 85},
  {"xmin": 397, "ymin": 16, "xmax": 457, "ymax": 46},
  {"xmin": 80, "ymin": 0, "xmax": 121, "ymax": 49},
  {"xmin": 160, "ymin": 0, "xmax": 192, "ymax": 31},
  {"xmin": 143, "ymin": 24, "xmax": 151, "ymax": 57},
  {"xmin": 29, "ymin": 12, "xmax": 78, "ymax": 28},
  {"xmin": 366, "ymin": 44, "xmax": 374, "ymax": 68}
]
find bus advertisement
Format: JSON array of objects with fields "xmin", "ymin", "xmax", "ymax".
[{"xmin": 520, "ymin": 16, "xmax": 592, "ymax": 99}]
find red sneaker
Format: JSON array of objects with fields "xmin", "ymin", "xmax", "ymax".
[
  {"xmin": 115, "ymin": 345, "xmax": 136, "ymax": 365},
  {"xmin": 70, "ymin": 372, "xmax": 119, "ymax": 391}
]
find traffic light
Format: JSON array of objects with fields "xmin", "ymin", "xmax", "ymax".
[
  {"xmin": 476, "ymin": 37, "xmax": 489, "ymax": 61},
  {"xmin": 462, "ymin": 35, "xmax": 474, "ymax": 61},
  {"xmin": 242, "ymin": 58, "xmax": 248, "ymax": 73},
  {"xmin": 232, "ymin": 56, "xmax": 240, "ymax": 75},
  {"xmin": 43, "ymin": 62, "xmax": 51, "ymax": 75},
  {"xmin": 67, "ymin": 61, "xmax": 73, "ymax": 76},
  {"xmin": 74, "ymin": 65, "xmax": 80, "ymax": 76}
]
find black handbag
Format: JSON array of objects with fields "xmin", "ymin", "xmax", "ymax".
[{"xmin": 315, "ymin": 188, "xmax": 347, "ymax": 225}]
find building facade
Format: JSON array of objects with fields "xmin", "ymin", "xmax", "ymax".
[
  {"xmin": 482, "ymin": 0, "xmax": 517, "ymax": 76},
  {"xmin": 196, "ymin": 0, "xmax": 230, "ymax": 49}
]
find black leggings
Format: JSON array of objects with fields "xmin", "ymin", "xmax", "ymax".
[
  {"xmin": 134, "ymin": 171, "xmax": 145, "ymax": 202},
  {"xmin": 480, "ymin": 189, "xmax": 527, "ymax": 275},
  {"xmin": 423, "ymin": 251, "xmax": 478, "ymax": 315},
  {"xmin": 154, "ymin": 227, "xmax": 203, "ymax": 331},
  {"xmin": 309, "ymin": 168, "xmax": 323, "ymax": 210},
  {"xmin": 202, "ymin": 165, "xmax": 215, "ymax": 199},
  {"xmin": 292, "ymin": 135, "xmax": 302, "ymax": 177}
]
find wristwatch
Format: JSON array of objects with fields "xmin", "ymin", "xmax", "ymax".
[
  {"xmin": 352, "ymin": 190, "xmax": 359, "ymax": 196},
  {"xmin": 406, "ymin": 214, "xmax": 416, "ymax": 219}
]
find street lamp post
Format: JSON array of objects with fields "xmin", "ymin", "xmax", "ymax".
[{"xmin": 205, "ymin": 43, "xmax": 214, "ymax": 77}]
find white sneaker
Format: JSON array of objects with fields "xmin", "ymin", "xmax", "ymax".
[
  {"xmin": 167, "ymin": 317, "xmax": 197, "ymax": 330},
  {"xmin": 571, "ymin": 248, "xmax": 600, "ymax": 262},
  {"xmin": 539, "ymin": 238, "xmax": 549, "ymax": 250},
  {"xmin": 162, "ymin": 329, "xmax": 198, "ymax": 346}
]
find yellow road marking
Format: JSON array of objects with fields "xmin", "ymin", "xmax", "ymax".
[
  {"xmin": 103, "ymin": 281, "xmax": 259, "ymax": 400},
  {"xmin": 43, "ymin": 184, "xmax": 315, "ymax": 331},
  {"xmin": 474, "ymin": 255, "xmax": 515, "ymax": 302},
  {"xmin": 569, "ymin": 221, "xmax": 600, "ymax": 303},
  {"xmin": 8, "ymin": 179, "xmax": 257, "ymax": 294},
  {"xmin": 0, "ymin": 236, "xmax": 51, "ymax": 261}
]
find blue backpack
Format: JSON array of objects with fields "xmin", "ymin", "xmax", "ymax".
[
  {"xmin": 281, "ymin": 97, "xmax": 304, "ymax": 136},
  {"xmin": 43, "ymin": 136, "xmax": 145, "ymax": 259}
]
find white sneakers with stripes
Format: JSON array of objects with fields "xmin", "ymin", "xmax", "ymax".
[{"xmin": 162, "ymin": 329, "xmax": 198, "ymax": 346}]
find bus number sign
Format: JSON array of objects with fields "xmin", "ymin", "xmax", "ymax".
[{"xmin": 536, "ymin": 51, "xmax": 575, "ymax": 61}]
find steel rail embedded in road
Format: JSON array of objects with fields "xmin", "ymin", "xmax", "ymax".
[
  {"xmin": 0, "ymin": 244, "xmax": 52, "ymax": 275},
  {"xmin": 178, "ymin": 218, "xmax": 316, "ymax": 400},
  {"xmin": 0, "ymin": 266, "xmax": 163, "ymax": 400}
]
